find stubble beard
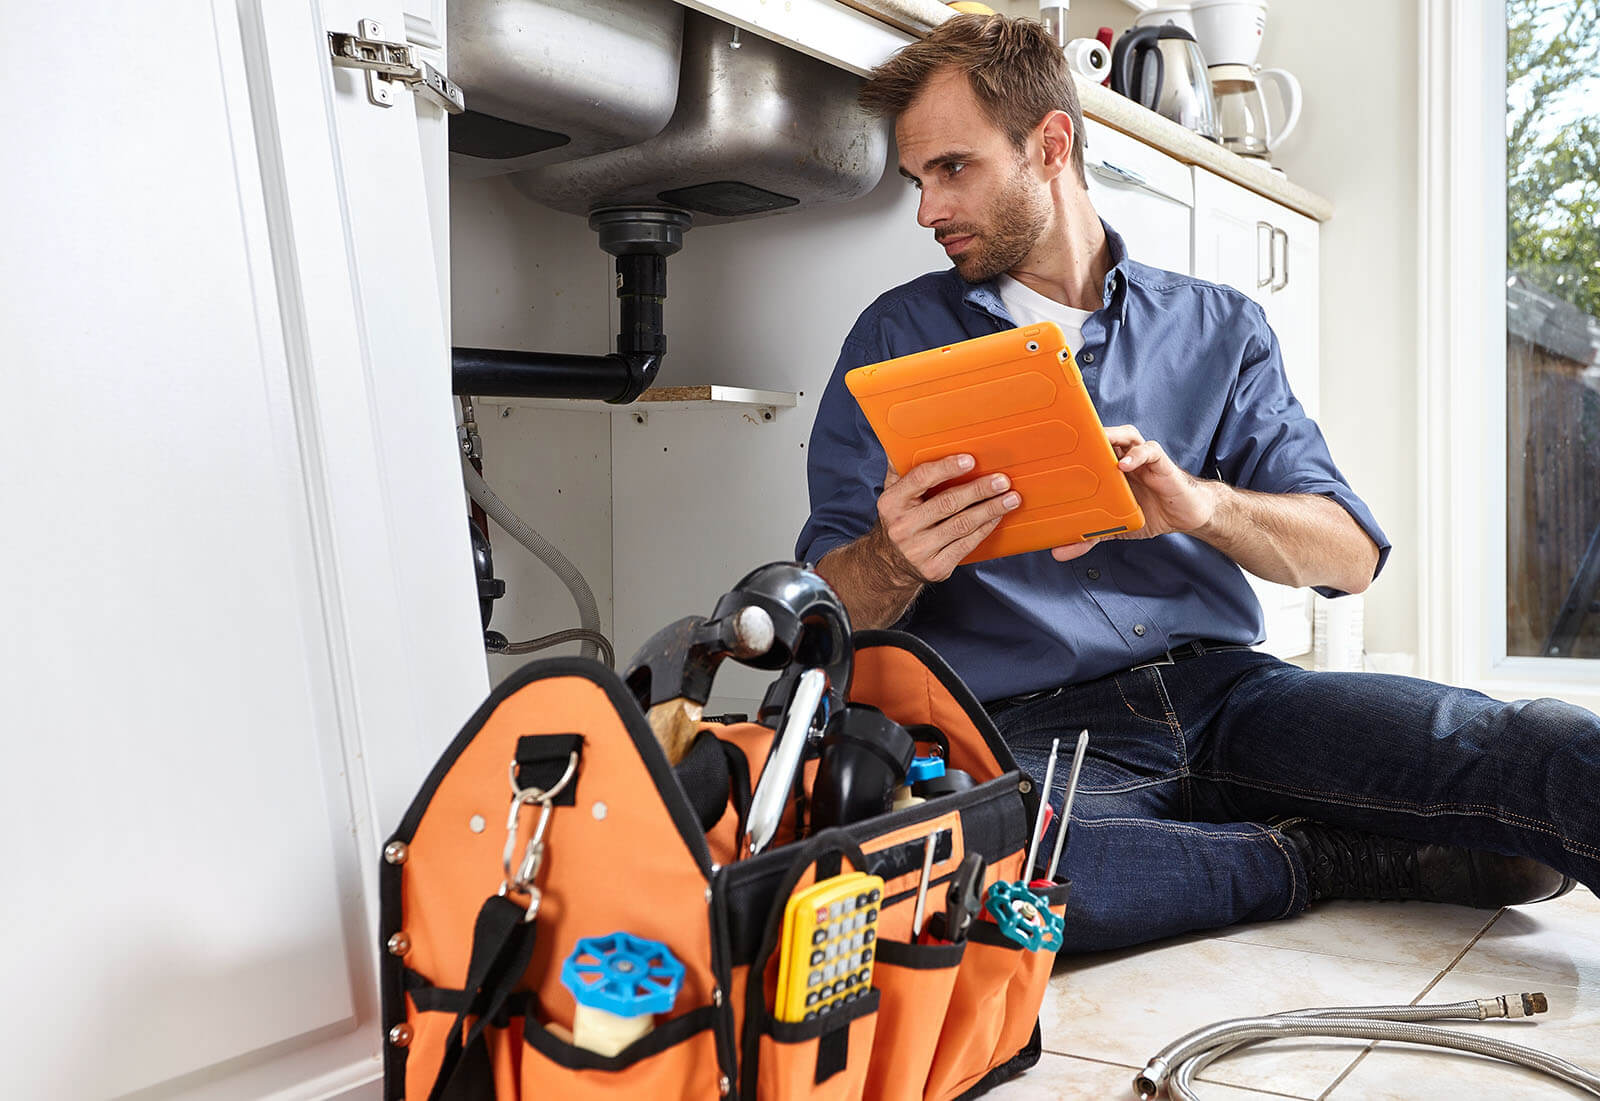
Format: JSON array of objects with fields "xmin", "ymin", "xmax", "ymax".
[{"xmin": 950, "ymin": 165, "xmax": 1051, "ymax": 284}]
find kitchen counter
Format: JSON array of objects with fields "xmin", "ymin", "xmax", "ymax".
[{"xmin": 676, "ymin": 0, "xmax": 1334, "ymax": 222}]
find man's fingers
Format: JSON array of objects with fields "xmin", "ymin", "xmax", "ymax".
[
  {"xmin": 1050, "ymin": 540, "xmax": 1099, "ymax": 562},
  {"xmin": 898, "ymin": 453, "xmax": 977, "ymax": 498},
  {"xmin": 924, "ymin": 471, "xmax": 1012, "ymax": 521},
  {"xmin": 1105, "ymin": 425, "xmax": 1145, "ymax": 453},
  {"xmin": 1118, "ymin": 440, "xmax": 1170, "ymax": 473},
  {"xmin": 927, "ymin": 513, "xmax": 1006, "ymax": 577}
]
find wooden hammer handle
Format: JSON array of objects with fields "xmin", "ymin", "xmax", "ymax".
[{"xmin": 646, "ymin": 697, "xmax": 704, "ymax": 766}]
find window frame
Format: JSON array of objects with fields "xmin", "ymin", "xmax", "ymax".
[{"xmin": 1418, "ymin": 0, "xmax": 1600, "ymax": 708}]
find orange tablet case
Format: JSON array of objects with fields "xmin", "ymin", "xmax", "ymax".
[{"xmin": 845, "ymin": 322, "xmax": 1145, "ymax": 565}]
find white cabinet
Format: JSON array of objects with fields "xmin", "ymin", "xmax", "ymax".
[
  {"xmin": 1083, "ymin": 119, "xmax": 1194, "ymax": 273},
  {"xmin": 5, "ymin": 1, "xmax": 484, "ymax": 1097},
  {"xmin": 1192, "ymin": 168, "xmax": 1323, "ymax": 658}
]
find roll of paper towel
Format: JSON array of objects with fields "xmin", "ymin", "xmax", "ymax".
[
  {"xmin": 1064, "ymin": 37, "xmax": 1113, "ymax": 84},
  {"xmin": 1313, "ymin": 594, "xmax": 1365, "ymax": 672}
]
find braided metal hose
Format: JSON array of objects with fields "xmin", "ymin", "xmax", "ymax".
[{"xmin": 1135, "ymin": 993, "xmax": 1600, "ymax": 1100}]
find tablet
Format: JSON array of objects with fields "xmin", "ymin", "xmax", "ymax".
[{"xmin": 845, "ymin": 322, "xmax": 1144, "ymax": 565}]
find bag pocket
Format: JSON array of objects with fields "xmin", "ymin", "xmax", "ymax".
[
  {"xmin": 924, "ymin": 884, "xmax": 1069, "ymax": 1100},
  {"xmin": 397, "ymin": 982, "xmax": 525, "ymax": 1101},
  {"xmin": 862, "ymin": 939, "xmax": 964, "ymax": 1101},
  {"xmin": 519, "ymin": 1006, "xmax": 722, "ymax": 1099},
  {"xmin": 756, "ymin": 989, "xmax": 880, "ymax": 1101}
]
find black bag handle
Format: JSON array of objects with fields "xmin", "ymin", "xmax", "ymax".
[{"xmin": 425, "ymin": 895, "xmax": 539, "ymax": 1101}]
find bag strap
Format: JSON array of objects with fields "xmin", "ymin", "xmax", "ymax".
[{"xmin": 425, "ymin": 895, "xmax": 539, "ymax": 1101}]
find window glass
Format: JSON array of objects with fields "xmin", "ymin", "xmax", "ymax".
[{"xmin": 1505, "ymin": 0, "xmax": 1600, "ymax": 658}]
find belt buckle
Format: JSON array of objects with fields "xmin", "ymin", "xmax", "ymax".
[{"xmin": 1128, "ymin": 650, "xmax": 1178, "ymax": 673}]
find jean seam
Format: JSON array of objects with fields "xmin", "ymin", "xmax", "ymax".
[
  {"xmin": 1259, "ymin": 827, "xmax": 1304, "ymax": 918},
  {"xmin": 1079, "ymin": 773, "xmax": 1187, "ymax": 795},
  {"xmin": 1115, "ymin": 674, "xmax": 1173, "ymax": 727},
  {"xmin": 1196, "ymin": 769, "xmax": 1600, "ymax": 863},
  {"xmin": 1148, "ymin": 668, "xmax": 1193, "ymax": 819}
]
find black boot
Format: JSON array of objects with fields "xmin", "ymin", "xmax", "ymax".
[{"xmin": 1277, "ymin": 818, "xmax": 1575, "ymax": 908}]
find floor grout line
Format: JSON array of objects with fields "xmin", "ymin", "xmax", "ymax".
[
  {"xmin": 1317, "ymin": 909, "xmax": 1508, "ymax": 1100},
  {"xmin": 1036, "ymin": 1050, "xmax": 1320, "ymax": 1100}
]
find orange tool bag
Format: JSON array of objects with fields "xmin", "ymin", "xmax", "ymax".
[{"xmin": 379, "ymin": 630, "xmax": 1069, "ymax": 1101}]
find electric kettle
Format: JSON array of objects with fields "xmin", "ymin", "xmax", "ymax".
[{"xmin": 1110, "ymin": 25, "xmax": 1220, "ymax": 141}]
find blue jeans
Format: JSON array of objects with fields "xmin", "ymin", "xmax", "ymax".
[{"xmin": 992, "ymin": 649, "xmax": 1600, "ymax": 953}]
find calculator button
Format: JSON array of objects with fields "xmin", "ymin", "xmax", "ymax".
[
  {"xmin": 811, "ymin": 929, "xmax": 826, "ymax": 945},
  {"xmin": 864, "ymin": 929, "xmax": 876, "ymax": 944},
  {"xmin": 810, "ymin": 949, "xmax": 823, "ymax": 966},
  {"xmin": 806, "ymin": 991, "xmax": 818, "ymax": 1007},
  {"xmin": 866, "ymin": 908, "xmax": 878, "ymax": 923},
  {"xmin": 808, "ymin": 970, "xmax": 821, "ymax": 987},
  {"xmin": 867, "ymin": 888, "xmax": 880, "ymax": 903}
]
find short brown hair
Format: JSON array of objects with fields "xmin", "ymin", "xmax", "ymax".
[{"xmin": 859, "ymin": 13, "xmax": 1087, "ymax": 186}]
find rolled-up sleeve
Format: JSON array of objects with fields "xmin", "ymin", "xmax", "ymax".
[
  {"xmin": 1211, "ymin": 303, "xmax": 1392, "ymax": 596},
  {"xmin": 795, "ymin": 338, "xmax": 889, "ymax": 566}
]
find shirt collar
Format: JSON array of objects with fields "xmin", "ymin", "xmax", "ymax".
[{"xmin": 960, "ymin": 218, "xmax": 1133, "ymax": 327}]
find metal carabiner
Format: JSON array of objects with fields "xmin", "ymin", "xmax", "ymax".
[{"xmin": 497, "ymin": 751, "xmax": 580, "ymax": 908}]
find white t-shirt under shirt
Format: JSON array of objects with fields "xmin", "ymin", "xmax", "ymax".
[{"xmin": 996, "ymin": 274, "xmax": 1093, "ymax": 355}]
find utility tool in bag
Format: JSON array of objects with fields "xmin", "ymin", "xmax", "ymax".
[{"xmin": 379, "ymin": 563, "xmax": 1073, "ymax": 1101}]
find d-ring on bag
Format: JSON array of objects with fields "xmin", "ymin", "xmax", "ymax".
[{"xmin": 379, "ymin": 629, "xmax": 1070, "ymax": 1100}]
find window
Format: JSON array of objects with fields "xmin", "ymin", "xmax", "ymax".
[{"xmin": 1504, "ymin": 0, "xmax": 1600, "ymax": 659}]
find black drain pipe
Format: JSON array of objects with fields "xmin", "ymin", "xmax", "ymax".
[{"xmin": 452, "ymin": 206, "xmax": 691, "ymax": 405}]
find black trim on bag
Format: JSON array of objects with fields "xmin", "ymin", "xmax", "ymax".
[
  {"xmin": 719, "ymin": 773, "xmax": 1030, "ymax": 967},
  {"xmin": 522, "ymin": 1005, "xmax": 719, "ymax": 1071},
  {"xmin": 386, "ymin": 656, "xmax": 714, "ymax": 875},
  {"xmin": 762, "ymin": 987, "xmax": 880, "ymax": 1044},
  {"xmin": 964, "ymin": 917, "xmax": 1026, "ymax": 950},
  {"xmin": 709, "ymin": 868, "xmax": 741, "ymax": 1099},
  {"xmin": 872, "ymin": 937, "xmax": 967, "ymax": 970},
  {"xmin": 954, "ymin": 1019, "xmax": 1043, "ymax": 1099},
  {"xmin": 401, "ymin": 970, "xmax": 532, "ymax": 1021},
  {"xmin": 513, "ymin": 733, "xmax": 583, "ymax": 806},
  {"xmin": 866, "ymin": 828, "xmax": 953, "ymax": 881}
]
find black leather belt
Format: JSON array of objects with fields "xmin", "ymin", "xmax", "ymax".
[
  {"xmin": 985, "ymin": 640, "xmax": 1253, "ymax": 713},
  {"xmin": 1127, "ymin": 639, "xmax": 1252, "ymax": 671}
]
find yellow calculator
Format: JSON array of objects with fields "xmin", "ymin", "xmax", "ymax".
[{"xmin": 774, "ymin": 872, "xmax": 884, "ymax": 1022}]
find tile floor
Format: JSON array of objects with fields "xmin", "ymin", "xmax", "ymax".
[{"xmin": 989, "ymin": 886, "xmax": 1600, "ymax": 1099}]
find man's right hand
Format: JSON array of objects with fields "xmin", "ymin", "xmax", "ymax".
[
  {"xmin": 878, "ymin": 453, "xmax": 1021, "ymax": 583},
  {"xmin": 817, "ymin": 454, "xmax": 1020, "ymax": 629}
]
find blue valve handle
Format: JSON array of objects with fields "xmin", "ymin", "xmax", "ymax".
[
  {"xmin": 561, "ymin": 933, "xmax": 685, "ymax": 1018},
  {"xmin": 984, "ymin": 879, "xmax": 1064, "ymax": 952}
]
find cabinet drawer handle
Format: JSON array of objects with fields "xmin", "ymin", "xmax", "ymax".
[
  {"xmin": 1271, "ymin": 226, "xmax": 1289, "ymax": 292},
  {"xmin": 1090, "ymin": 159, "xmax": 1189, "ymax": 207},
  {"xmin": 1256, "ymin": 221, "xmax": 1275, "ymax": 289}
]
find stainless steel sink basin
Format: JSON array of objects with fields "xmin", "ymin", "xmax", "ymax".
[
  {"xmin": 448, "ymin": 0, "xmax": 684, "ymax": 178},
  {"xmin": 507, "ymin": 12, "xmax": 889, "ymax": 222}
]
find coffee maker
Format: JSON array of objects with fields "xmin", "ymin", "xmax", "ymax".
[{"xmin": 1189, "ymin": 0, "xmax": 1302, "ymax": 161}]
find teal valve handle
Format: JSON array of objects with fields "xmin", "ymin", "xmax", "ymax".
[{"xmin": 985, "ymin": 879, "xmax": 1064, "ymax": 952}]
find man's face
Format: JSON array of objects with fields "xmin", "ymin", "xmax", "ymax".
[{"xmin": 895, "ymin": 69, "xmax": 1052, "ymax": 283}]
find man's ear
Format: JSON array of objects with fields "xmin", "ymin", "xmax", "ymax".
[{"xmin": 1037, "ymin": 110, "xmax": 1075, "ymax": 179}]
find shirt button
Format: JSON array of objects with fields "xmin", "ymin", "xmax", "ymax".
[
  {"xmin": 1081, "ymin": 351, "xmax": 1095, "ymax": 364},
  {"xmin": 1086, "ymin": 568, "xmax": 1100, "ymax": 580},
  {"xmin": 1133, "ymin": 624, "xmax": 1147, "ymax": 636}
]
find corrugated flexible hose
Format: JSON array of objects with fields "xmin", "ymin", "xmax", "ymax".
[
  {"xmin": 462, "ymin": 459, "xmax": 607, "ymax": 665},
  {"xmin": 1137, "ymin": 994, "xmax": 1600, "ymax": 1099}
]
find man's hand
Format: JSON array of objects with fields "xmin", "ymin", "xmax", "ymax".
[
  {"xmin": 1048, "ymin": 424, "xmax": 1380, "ymax": 594},
  {"xmin": 815, "ymin": 453, "xmax": 1020, "ymax": 629},
  {"xmin": 879, "ymin": 453, "xmax": 1022, "ymax": 583},
  {"xmin": 1050, "ymin": 425, "xmax": 1217, "ymax": 562}
]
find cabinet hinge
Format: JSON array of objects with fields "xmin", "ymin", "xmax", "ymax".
[{"xmin": 328, "ymin": 19, "xmax": 464, "ymax": 115}]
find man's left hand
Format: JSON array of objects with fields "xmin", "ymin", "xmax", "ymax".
[{"xmin": 1050, "ymin": 424, "xmax": 1217, "ymax": 562}]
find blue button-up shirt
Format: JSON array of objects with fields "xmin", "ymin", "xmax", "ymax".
[{"xmin": 795, "ymin": 223, "xmax": 1391, "ymax": 703}]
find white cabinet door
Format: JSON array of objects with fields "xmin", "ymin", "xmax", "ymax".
[
  {"xmin": 2, "ymin": 2, "xmax": 481, "ymax": 1098},
  {"xmin": 1192, "ymin": 169, "xmax": 1322, "ymax": 658},
  {"xmin": 1083, "ymin": 120, "xmax": 1194, "ymax": 274}
]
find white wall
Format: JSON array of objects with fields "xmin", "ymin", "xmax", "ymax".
[
  {"xmin": 449, "ymin": 160, "xmax": 944, "ymax": 694},
  {"xmin": 1002, "ymin": 0, "xmax": 1422, "ymax": 665}
]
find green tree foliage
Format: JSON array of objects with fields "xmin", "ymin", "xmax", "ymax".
[{"xmin": 1507, "ymin": 0, "xmax": 1600, "ymax": 316}]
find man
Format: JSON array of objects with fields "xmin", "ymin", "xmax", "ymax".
[{"xmin": 796, "ymin": 13, "xmax": 1598, "ymax": 952}]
